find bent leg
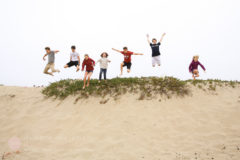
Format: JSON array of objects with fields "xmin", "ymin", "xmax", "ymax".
[
  {"xmin": 43, "ymin": 64, "xmax": 53, "ymax": 76},
  {"xmin": 120, "ymin": 63, "xmax": 124, "ymax": 75},
  {"xmin": 50, "ymin": 63, "xmax": 60, "ymax": 73}
]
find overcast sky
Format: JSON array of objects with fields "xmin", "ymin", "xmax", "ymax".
[{"xmin": 0, "ymin": 0, "xmax": 239, "ymax": 86}]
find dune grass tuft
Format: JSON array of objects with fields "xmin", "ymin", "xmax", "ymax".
[
  {"xmin": 42, "ymin": 77, "xmax": 189, "ymax": 100},
  {"xmin": 42, "ymin": 77, "xmax": 239, "ymax": 101}
]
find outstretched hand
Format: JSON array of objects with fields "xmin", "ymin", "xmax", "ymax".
[
  {"xmin": 146, "ymin": 34, "xmax": 149, "ymax": 38},
  {"xmin": 162, "ymin": 33, "xmax": 166, "ymax": 36}
]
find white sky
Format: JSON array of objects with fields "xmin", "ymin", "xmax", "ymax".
[{"xmin": 0, "ymin": 0, "xmax": 240, "ymax": 86}]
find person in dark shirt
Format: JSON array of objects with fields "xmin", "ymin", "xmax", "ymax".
[
  {"xmin": 146, "ymin": 33, "xmax": 166, "ymax": 67},
  {"xmin": 82, "ymin": 54, "xmax": 95, "ymax": 89},
  {"xmin": 189, "ymin": 55, "xmax": 206, "ymax": 80},
  {"xmin": 112, "ymin": 47, "xmax": 143, "ymax": 76}
]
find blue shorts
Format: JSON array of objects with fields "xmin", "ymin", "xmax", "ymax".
[{"xmin": 86, "ymin": 70, "xmax": 93, "ymax": 73}]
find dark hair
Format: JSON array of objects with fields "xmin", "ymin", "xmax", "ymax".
[
  {"xmin": 123, "ymin": 47, "xmax": 128, "ymax": 50},
  {"xmin": 152, "ymin": 38, "xmax": 157, "ymax": 42},
  {"xmin": 101, "ymin": 52, "xmax": 108, "ymax": 57},
  {"xmin": 45, "ymin": 47, "xmax": 50, "ymax": 50},
  {"xmin": 71, "ymin": 45, "xmax": 76, "ymax": 49}
]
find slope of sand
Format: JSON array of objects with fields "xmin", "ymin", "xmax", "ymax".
[{"xmin": 0, "ymin": 85, "xmax": 240, "ymax": 160}]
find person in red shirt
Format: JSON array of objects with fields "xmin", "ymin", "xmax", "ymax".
[
  {"xmin": 81, "ymin": 54, "xmax": 95, "ymax": 89},
  {"xmin": 112, "ymin": 47, "xmax": 143, "ymax": 76}
]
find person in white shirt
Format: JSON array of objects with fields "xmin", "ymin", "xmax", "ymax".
[
  {"xmin": 64, "ymin": 45, "xmax": 80, "ymax": 72},
  {"xmin": 97, "ymin": 52, "xmax": 111, "ymax": 82}
]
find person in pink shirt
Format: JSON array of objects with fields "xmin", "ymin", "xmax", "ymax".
[
  {"xmin": 189, "ymin": 55, "xmax": 206, "ymax": 80},
  {"xmin": 82, "ymin": 54, "xmax": 95, "ymax": 89}
]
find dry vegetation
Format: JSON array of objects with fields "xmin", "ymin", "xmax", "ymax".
[{"xmin": 42, "ymin": 77, "xmax": 240, "ymax": 102}]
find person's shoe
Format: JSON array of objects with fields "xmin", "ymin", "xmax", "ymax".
[{"xmin": 82, "ymin": 85, "xmax": 86, "ymax": 89}]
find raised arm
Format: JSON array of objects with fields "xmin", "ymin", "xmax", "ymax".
[
  {"xmin": 146, "ymin": 34, "xmax": 151, "ymax": 44},
  {"xmin": 133, "ymin": 53, "xmax": 144, "ymax": 55},
  {"xmin": 159, "ymin": 33, "xmax": 166, "ymax": 43},
  {"xmin": 112, "ymin": 48, "xmax": 122, "ymax": 53},
  {"xmin": 54, "ymin": 50, "xmax": 60, "ymax": 53}
]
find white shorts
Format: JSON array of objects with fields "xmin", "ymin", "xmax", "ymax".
[{"xmin": 152, "ymin": 55, "xmax": 161, "ymax": 66}]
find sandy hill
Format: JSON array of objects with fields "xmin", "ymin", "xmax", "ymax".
[{"xmin": 0, "ymin": 78, "xmax": 240, "ymax": 160}]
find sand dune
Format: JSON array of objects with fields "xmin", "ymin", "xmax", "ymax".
[{"xmin": 0, "ymin": 85, "xmax": 240, "ymax": 160}]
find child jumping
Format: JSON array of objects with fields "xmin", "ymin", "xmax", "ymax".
[
  {"xmin": 82, "ymin": 54, "xmax": 95, "ymax": 89},
  {"xmin": 64, "ymin": 45, "xmax": 80, "ymax": 72},
  {"xmin": 112, "ymin": 47, "xmax": 143, "ymax": 76},
  {"xmin": 43, "ymin": 47, "xmax": 60, "ymax": 76},
  {"xmin": 189, "ymin": 55, "xmax": 206, "ymax": 80},
  {"xmin": 146, "ymin": 33, "xmax": 166, "ymax": 67},
  {"xmin": 97, "ymin": 52, "xmax": 111, "ymax": 82}
]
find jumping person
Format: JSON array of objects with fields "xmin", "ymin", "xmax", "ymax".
[
  {"xmin": 43, "ymin": 47, "xmax": 60, "ymax": 76},
  {"xmin": 97, "ymin": 52, "xmax": 111, "ymax": 82},
  {"xmin": 189, "ymin": 55, "xmax": 206, "ymax": 80},
  {"xmin": 81, "ymin": 54, "xmax": 95, "ymax": 89},
  {"xmin": 112, "ymin": 47, "xmax": 143, "ymax": 76},
  {"xmin": 64, "ymin": 45, "xmax": 80, "ymax": 72},
  {"xmin": 146, "ymin": 33, "xmax": 166, "ymax": 67}
]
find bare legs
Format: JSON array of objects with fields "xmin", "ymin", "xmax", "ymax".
[
  {"xmin": 64, "ymin": 64, "xmax": 80, "ymax": 72},
  {"xmin": 120, "ymin": 63, "xmax": 131, "ymax": 75},
  {"xmin": 120, "ymin": 63, "xmax": 123, "ymax": 76},
  {"xmin": 83, "ymin": 72, "xmax": 93, "ymax": 89},
  {"xmin": 192, "ymin": 70, "xmax": 199, "ymax": 80}
]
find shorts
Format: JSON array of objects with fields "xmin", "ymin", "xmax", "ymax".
[
  {"xmin": 43, "ymin": 63, "xmax": 59, "ymax": 73},
  {"xmin": 86, "ymin": 70, "xmax": 93, "ymax": 73},
  {"xmin": 123, "ymin": 62, "xmax": 132, "ymax": 69},
  {"xmin": 66, "ymin": 61, "xmax": 79, "ymax": 67},
  {"xmin": 152, "ymin": 55, "xmax": 161, "ymax": 66}
]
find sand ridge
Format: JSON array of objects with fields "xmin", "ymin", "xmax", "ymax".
[{"xmin": 0, "ymin": 85, "xmax": 240, "ymax": 160}]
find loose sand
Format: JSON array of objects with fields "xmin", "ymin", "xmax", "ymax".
[{"xmin": 0, "ymin": 85, "xmax": 240, "ymax": 160}]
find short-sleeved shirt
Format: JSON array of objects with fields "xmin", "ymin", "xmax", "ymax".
[
  {"xmin": 70, "ymin": 52, "xmax": 79, "ymax": 61},
  {"xmin": 48, "ymin": 51, "xmax": 55, "ymax": 63},
  {"xmin": 150, "ymin": 42, "xmax": 161, "ymax": 57},
  {"xmin": 121, "ymin": 51, "xmax": 133, "ymax": 63}
]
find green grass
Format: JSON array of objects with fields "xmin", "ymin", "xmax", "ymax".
[
  {"xmin": 42, "ymin": 77, "xmax": 189, "ymax": 100},
  {"xmin": 42, "ymin": 77, "xmax": 240, "ymax": 101}
]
